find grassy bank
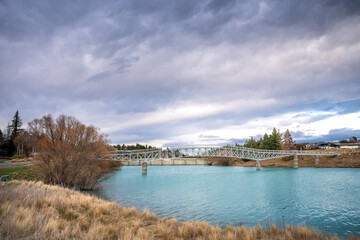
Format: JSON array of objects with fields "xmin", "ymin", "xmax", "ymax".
[
  {"xmin": 0, "ymin": 166, "xmax": 39, "ymax": 181},
  {"xmin": 209, "ymin": 151, "xmax": 360, "ymax": 168},
  {"xmin": 1, "ymin": 181, "xmax": 356, "ymax": 240}
]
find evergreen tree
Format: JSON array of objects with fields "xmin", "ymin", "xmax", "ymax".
[
  {"xmin": 269, "ymin": 128, "xmax": 282, "ymax": 150},
  {"xmin": 0, "ymin": 129, "xmax": 3, "ymax": 143},
  {"xmin": 258, "ymin": 137, "xmax": 263, "ymax": 149},
  {"xmin": 282, "ymin": 129, "xmax": 295, "ymax": 150},
  {"xmin": 6, "ymin": 111, "xmax": 23, "ymax": 156},
  {"xmin": 244, "ymin": 137, "xmax": 258, "ymax": 148},
  {"xmin": 261, "ymin": 133, "xmax": 271, "ymax": 149},
  {"xmin": 10, "ymin": 110, "xmax": 22, "ymax": 138}
]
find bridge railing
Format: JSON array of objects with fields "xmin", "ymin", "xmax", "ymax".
[
  {"xmin": 170, "ymin": 146, "xmax": 343, "ymax": 156},
  {"xmin": 229, "ymin": 146, "xmax": 342, "ymax": 155},
  {"xmin": 106, "ymin": 145, "xmax": 348, "ymax": 161}
]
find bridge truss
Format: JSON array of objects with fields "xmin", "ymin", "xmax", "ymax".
[{"xmin": 106, "ymin": 146, "xmax": 342, "ymax": 162}]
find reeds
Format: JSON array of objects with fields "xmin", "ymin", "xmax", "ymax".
[{"xmin": 0, "ymin": 181, "xmax": 355, "ymax": 239}]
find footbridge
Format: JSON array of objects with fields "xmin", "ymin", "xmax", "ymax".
[{"xmin": 106, "ymin": 146, "xmax": 343, "ymax": 171}]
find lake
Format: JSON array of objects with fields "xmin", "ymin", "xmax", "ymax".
[{"xmin": 93, "ymin": 166, "xmax": 360, "ymax": 237}]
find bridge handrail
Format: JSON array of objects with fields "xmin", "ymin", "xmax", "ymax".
[
  {"xmin": 229, "ymin": 146, "xmax": 342, "ymax": 155},
  {"xmin": 109, "ymin": 146, "xmax": 345, "ymax": 157}
]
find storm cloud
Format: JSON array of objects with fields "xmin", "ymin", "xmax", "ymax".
[{"xmin": 1, "ymin": 0, "xmax": 360, "ymax": 145}]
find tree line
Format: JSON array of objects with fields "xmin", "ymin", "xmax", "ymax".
[
  {"xmin": 0, "ymin": 110, "xmax": 25, "ymax": 157},
  {"xmin": 241, "ymin": 128, "xmax": 296, "ymax": 150},
  {"xmin": 114, "ymin": 143, "xmax": 154, "ymax": 150}
]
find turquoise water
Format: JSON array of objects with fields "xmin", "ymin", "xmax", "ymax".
[{"xmin": 93, "ymin": 166, "xmax": 360, "ymax": 237}]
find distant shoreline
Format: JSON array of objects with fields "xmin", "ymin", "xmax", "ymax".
[{"xmin": 117, "ymin": 151, "xmax": 360, "ymax": 168}]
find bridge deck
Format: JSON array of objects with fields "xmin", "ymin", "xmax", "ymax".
[{"xmin": 107, "ymin": 146, "xmax": 345, "ymax": 162}]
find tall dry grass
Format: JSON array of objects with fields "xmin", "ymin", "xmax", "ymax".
[{"xmin": 0, "ymin": 181, "xmax": 355, "ymax": 240}]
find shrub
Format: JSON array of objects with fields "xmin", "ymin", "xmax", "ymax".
[
  {"xmin": 12, "ymin": 154, "xmax": 24, "ymax": 159},
  {"xmin": 28, "ymin": 114, "xmax": 120, "ymax": 190},
  {"xmin": 215, "ymin": 158, "xmax": 234, "ymax": 166}
]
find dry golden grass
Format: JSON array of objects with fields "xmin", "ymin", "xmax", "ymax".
[
  {"xmin": 10, "ymin": 157, "xmax": 33, "ymax": 162},
  {"xmin": 0, "ymin": 181, "xmax": 356, "ymax": 240}
]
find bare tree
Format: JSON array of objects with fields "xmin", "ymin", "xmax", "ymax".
[
  {"xmin": 282, "ymin": 129, "xmax": 296, "ymax": 150},
  {"xmin": 28, "ymin": 114, "xmax": 120, "ymax": 190}
]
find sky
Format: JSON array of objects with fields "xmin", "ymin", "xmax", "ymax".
[{"xmin": 1, "ymin": 0, "xmax": 360, "ymax": 146}]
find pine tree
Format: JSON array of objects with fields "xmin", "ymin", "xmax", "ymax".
[
  {"xmin": 282, "ymin": 129, "xmax": 295, "ymax": 150},
  {"xmin": 269, "ymin": 128, "xmax": 282, "ymax": 150},
  {"xmin": 258, "ymin": 137, "xmax": 263, "ymax": 149},
  {"xmin": 7, "ymin": 111, "xmax": 23, "ymax": 156},
  {"xmin": 244, "ymin": 137, "xmax": 258, "ymax": 148},
  {"xmin": 10, "ymin": 110, "xmax": 23, "ymax": 138},
  {"xmin": 261, "ymin": 133, "xmax": 271, "ymax": 149}
]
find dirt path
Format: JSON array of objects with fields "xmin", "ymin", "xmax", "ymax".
[{"xmin": 0, "ymin": 160, "xmax": 33, "ymax": 169}]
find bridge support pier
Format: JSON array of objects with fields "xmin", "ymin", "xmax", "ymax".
[
  {"xmin": 315, "ymin": 155, "xmax": 319, "ymax": 165},
  {"xmin": 142, "ymin": 162, "xmax": 147, "ymax": 174},
  {"xmin": 294, "ymin": 155, "xmax": 298, "ymax": 168},
  {"xmin": 256, "ymin": 160, "xmax": 261, "ymax": 170}
]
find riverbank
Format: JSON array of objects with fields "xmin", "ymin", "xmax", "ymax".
[
  {"xmin": 210, "ymin": 151, "xmax": 360, "ymax": 168},
  {"xmin": 119, "ymin": 151, "xmax": 360, "ymax": 168},
  {"xmin": 0, "ymin": 181, "xmax": 352, "ymax": 240},
  {"xmin": 0, "ymin": 166, "xmax": 38, "ymax": 181}
]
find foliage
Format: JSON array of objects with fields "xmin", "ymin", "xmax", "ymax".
[
  {"xmin": 262, "ymin": 133, "xmax": 271, "ymax": 149},
  {"xmin": 349, "ymin": 136, "xmax": 358, "ymax": 143},
  {"xmin": 7, "ymin": 110, "xmax": 23, "ymax": 156},
  {"xmin": 114, "ymin": 143, "xmax": 153, "ymax": 150},
  {"xmin": 13, "ymin": 130, "xmax": 35, "ymax": 157},
  {"xmin": 243, "ymin": 137, "xmax": 258, "ymax": 148},
  {"xmin": 243, "ymin": 128, "xmax": 282, "ymax": 150},
  {"xmin": 11, "ymin": 110, "xmax": 23, "ymax": 137},
  {"xmin": 282, "ymin": 129, "xmax": 296, "ymax": 150},
  {"xmin": 295, "ymin": 143, "xmax": 307, "ymax": 150},
  {"xmin": 0, "ymin": 110, "xmax": 24, "ymax": 157},
  {"xmin": 0, "ymin": 166, "xmax": 38, "ymax": 181},
  {"xmin": 28, "ymin": 114, "xmax": 120, "ymax": 190}
]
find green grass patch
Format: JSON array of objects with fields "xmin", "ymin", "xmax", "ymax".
[{"xmin": 0, "ymin": 166, "xmax": 39, "ymax": 181}]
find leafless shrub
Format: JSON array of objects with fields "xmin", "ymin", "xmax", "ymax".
[{"xmin": 28, "ymin": 114, "xmax": 120, "ymax": 190}]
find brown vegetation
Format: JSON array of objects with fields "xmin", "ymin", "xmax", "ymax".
[
  {"xmin": 10, "ymin": 157, "xmax": 33, "ymax": 162},
  {"xmin": 214, "ymin": 158, "xmax": 235, "ymax": 166},
  {"xmin": 28, "ymin": 114, "xmax": 121, "ymax": 190},
  {"xmin": 206, "ymin": 151, "xmax": 360, "ymax": 168},
  {"xmin": 1, "ymin": 181, "xmax": 353, "ymax": 240}
]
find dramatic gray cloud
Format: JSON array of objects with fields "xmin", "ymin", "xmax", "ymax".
[{"xmin": 1, "ymin": 0, "xmax": 360, "ymax": 145}]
